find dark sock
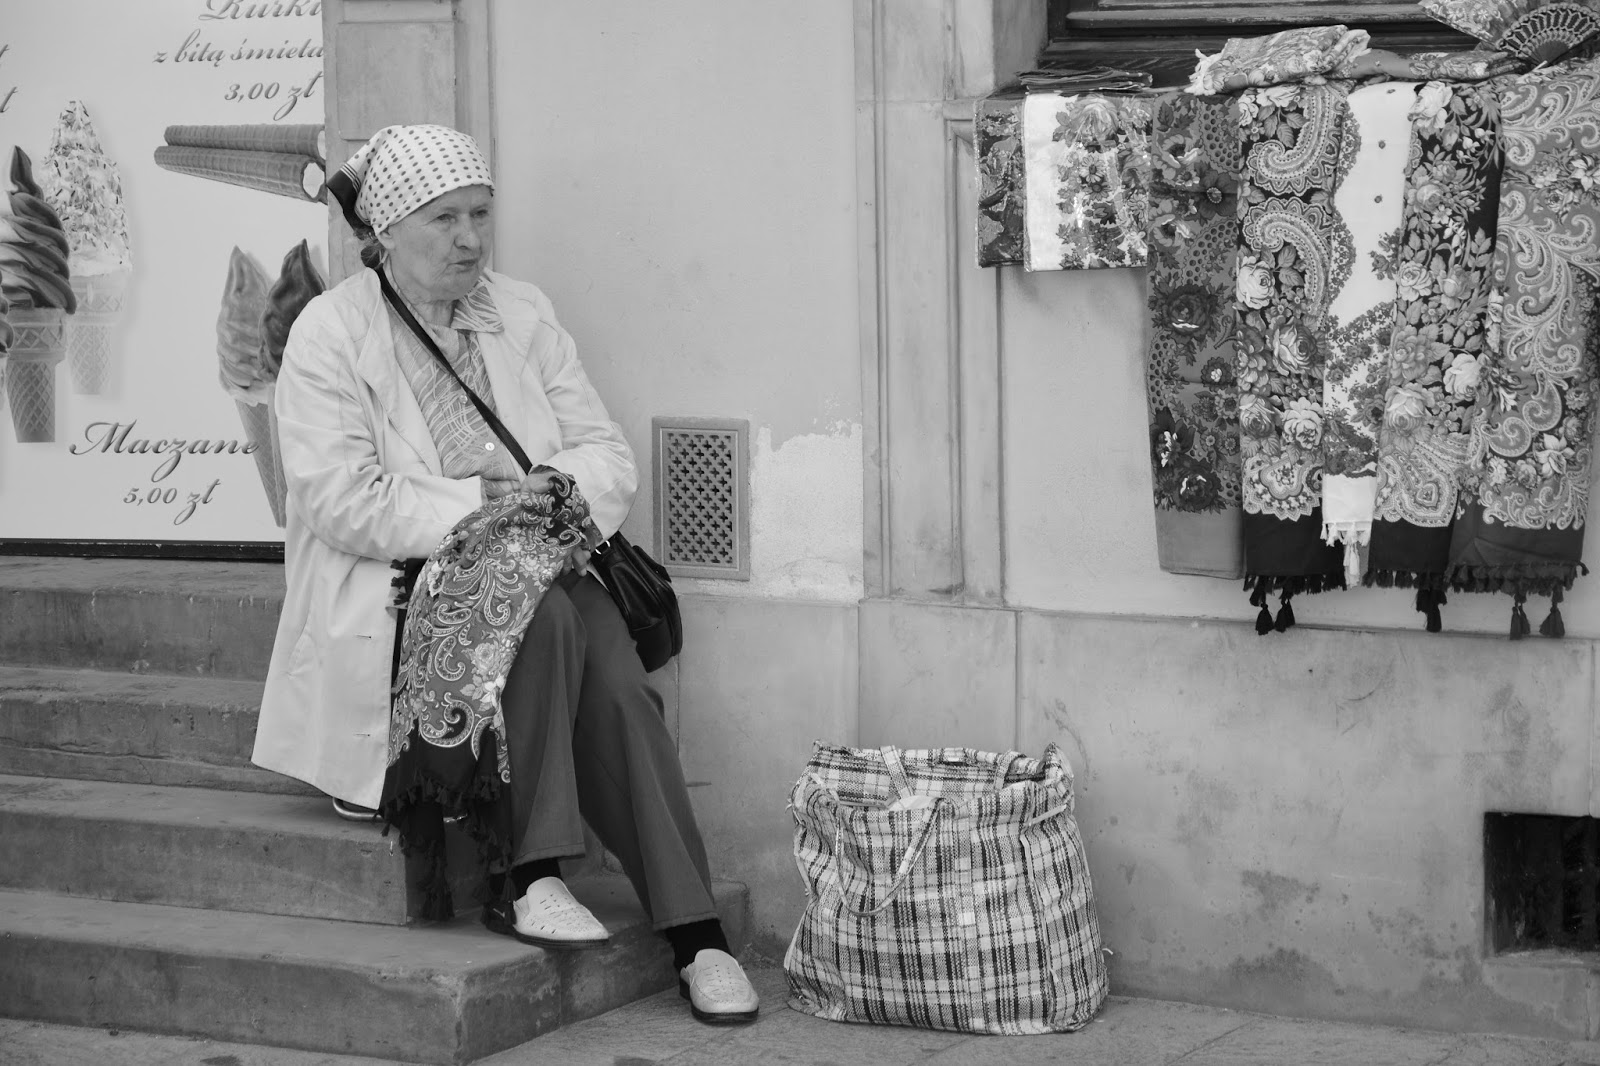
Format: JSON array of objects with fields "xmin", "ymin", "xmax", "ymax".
[
  {"xmin": 664, "ymin": 918, "xmax": 730, "ymax": 971},
  {"xmin": 512, "ymin": 858, "xmax": 562, "ymax": 895},
  {"xmin": 488, "ymin": 858, "xmax": 563, "ymax": 901}
]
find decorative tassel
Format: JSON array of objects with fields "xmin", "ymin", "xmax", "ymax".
[
  {"xmin": 1274, "ymin": 592, "xmax": 1296, "ymax": 632},
  {"xmin": 1415, "ymin": 588, "xmax": 1442, "ymax": 633},
  {"xmin": 1342, "ymin": 542, "xmax": 1365, "ymax": 590},
  {"xmin": 1540, "ymin": 587, "xmax": 1566, "ymax": 638},
  {"xmin": 1509, "ymin": 591, "xmax": 1531, "ymax": 640},
  {"xmin": 1250, "ymin": 576, "xmax": 1273, "ymax": 634}
]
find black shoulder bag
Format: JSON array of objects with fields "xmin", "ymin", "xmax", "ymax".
[{"xmin": 378, "ymin": 268, "xmax": 683, "ymax": 672}]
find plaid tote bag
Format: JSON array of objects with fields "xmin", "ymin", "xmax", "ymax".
[{"xmin": 784, "ymin": 743, "xmax": 1108, "ymax": 1034}]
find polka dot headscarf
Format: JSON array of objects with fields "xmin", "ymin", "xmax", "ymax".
[{"xmin": 327, "ymin": 124, "xmax": 494, "ymax": 238}]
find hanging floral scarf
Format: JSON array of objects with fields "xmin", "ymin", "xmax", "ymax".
[
  {"xmin": 976, "ymin": 89, "xmax": 1026, "ymax": 267},
  {"xmin": 1321, "ymin": 82, "xmax": 1420, "ymax": 586},
  {"xmin": 380, "ymin": 474, "xmax": 596, "ymax": 920},
  {"xmin": 1368, "ymin": 81, "xmax": 1503, "ymax": 630},
  {"xmin": 1188, "ymin": 26, "xmax": 1371, "ymax": 95},
  {"xmin": 1235, "ymin": 81, "xmax": 1352, "ymax": 631},
  {"xmin": 1336, "ymin": 48, "xmax": 1521, "ymax": 81},
  {"xmin": 1022, "ymin": 91, "xmax": 1154, "ymax": 271},
  {"xmin": 1449, "ymin": 59, "xmax": 1600, "ymax": 637},
  {"xmin": 1145, "ymin": 92, "xmax": 1245, "ymax": 578}
]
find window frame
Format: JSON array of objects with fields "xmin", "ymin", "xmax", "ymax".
[{"xmin": 1041, "ymin": 0, "xmax": 1476, "ymax": 84}]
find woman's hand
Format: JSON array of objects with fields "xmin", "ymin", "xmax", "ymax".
[
  {"xmin": 481, "ymin": 475, "xmax": 523, "ymax": 501},
  {"xmin": 564, "ymin": 546, "xmax": 592, "ymax": 575},
  {"xmin": 482, "ymin": 467, "xmax": 559, "ymax": 503},
  {"xmin": 520, "ymin": 469, "xmax": 556, "ymax": 495}
]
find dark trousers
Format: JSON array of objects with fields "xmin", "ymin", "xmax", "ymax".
[{"xmin": 499, "ymin": 571, "xmax": 718, "ymax": 930}]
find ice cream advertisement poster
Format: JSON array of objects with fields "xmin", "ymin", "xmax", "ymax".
[{"xmin": 0, "ymin": 0, "xmax": 325, "ymax": 550}]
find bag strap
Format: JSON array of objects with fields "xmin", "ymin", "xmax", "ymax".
[
  {"xmin": 376, "ymin": 267, "xmax": 534, "ymax": 475},
  {"xmin": 828, "ymin": 802, "xmax": 945, "ymax": 918},
  {"xmin": 995, "ymin": 751, "xmax": 1028, "ymax": 790},
  {"xmin": 879, "ymin": 746, "xmax": 913, "ymax": 802}
]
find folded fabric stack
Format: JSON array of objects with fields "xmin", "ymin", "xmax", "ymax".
[{"xmin": 977, "ymin": 1, "xmax": 1600, "ymax": 636}]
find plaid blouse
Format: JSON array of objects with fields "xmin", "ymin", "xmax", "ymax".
[{"xmin": 386, "ymin": 275, "xmax": 524, "ymax": 485}]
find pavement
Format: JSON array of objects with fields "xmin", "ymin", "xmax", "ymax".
[{"xmin": 7, "ymin": 965, "xmax": 1600, "ymax": 1066}]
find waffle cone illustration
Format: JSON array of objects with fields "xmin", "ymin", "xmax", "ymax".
[
  {"xmin": 154, "ymin": 146, "xmax": 325, "ymax": 203},
  {"xmin": 64, "ymin": 268, "xmax": 129, "ymax": 394},
  {"xmin": 235, "ymin": 396, "xmax": 286, "ymax": 526},
  {"xmin": 6, "ymin": 306, "xmax": 65, "ymax": 442}
]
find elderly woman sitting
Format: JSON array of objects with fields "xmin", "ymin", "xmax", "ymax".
[{"xmin": 250, "ymin": 124, "xmax": 757, "ymax": 1024}]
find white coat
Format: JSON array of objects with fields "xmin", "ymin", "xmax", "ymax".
[{"xmin": 251, "ymin": 268, "xmax": 638, "ymax": 807}]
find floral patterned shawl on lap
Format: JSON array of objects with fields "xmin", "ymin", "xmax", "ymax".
[
  {"xmin": 1022, "ymin": 91, "xmax": 1154, "ymax": 271},
  {"xmin": 1368, "ymin": 81, "xmax": 1502, "ymax": 630},
  {"xmin": 1145, "ymin": 92, "xmax": 1245, "ymax": 578},
  {"xmin": 1321, "ymin": 81, "xmax": 1420, "ymax": 587},
  {"xmin": 380, "ymin": 473, "xmax": 595, "ymax": 920},
  {"xmin": 1235, "ymin": 82, "xmax": 1351, "ymax": 631},
  {"xmin": 1448, "ymin": 60, "xmax": 1600, "ymax": 637}
]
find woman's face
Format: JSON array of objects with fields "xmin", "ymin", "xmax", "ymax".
[{"xmin": 378, "ymin": 184, "xmax": 494, "ymax": 304}]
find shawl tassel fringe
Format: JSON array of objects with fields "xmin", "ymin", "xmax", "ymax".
[
  {"xmin": 1243, "ymin": 573, "xmax": 1345, "ymax": 635},
  {"xmin": 1447, "ymin": 562, "xmax": 1587, "ymax": 598},
  {"xmin": 1541, "ymin": 586, "xmax": 1566, "ymax": 638},
  {"xmin": 1449, "ymin": 564, "xmax": 1586, "ymax": 641},
  {"xmin": 380, "ymin": 724, "xmax": 515, "ymax": 922},
  {"xmin": 1510, "ymin": 592, "xmax": 1531, "ymax": 641},
  {"xmin": 1362, "ymin": 570, "xmax": 1449, "ymax": 632}
]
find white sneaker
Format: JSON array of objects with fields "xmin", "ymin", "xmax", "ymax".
[
  {"xmin": 678, "ymin": 948, "xmax": 759, "ymax": 1024},
  {"xmin": 506, "ymin": 877, "xmax": 610, "ymax": 949}
]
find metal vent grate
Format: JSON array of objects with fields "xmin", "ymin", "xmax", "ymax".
[{"xmin": 653, "ymin": 417, "xmax": 750, "ymax": 580}]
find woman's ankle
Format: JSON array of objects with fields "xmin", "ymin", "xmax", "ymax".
[
  {"xmin": 511, "ymin": 858, "xmax": 563, "ymax": 895},
  {"xmin": 663, "ymin": 918, "xmax": 730, "ymax": 971}
]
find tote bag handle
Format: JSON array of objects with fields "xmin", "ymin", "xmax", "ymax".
[{"xmin": 822, "ymin": 799, "xmax": 946, "ymax": 918}]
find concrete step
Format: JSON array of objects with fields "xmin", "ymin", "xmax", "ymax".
[
  {"xmin": 0, "ymin": 880, "xmax": 749, "ymax": 1064},
  {"xmin": 0, "ymin": 663, "xmax": 314, "ymax": 794},
  {"xmin": 0, "ymin": 1019, "xmax": 401, "ymax": 1066},
  {"xmin": 0, "ymin": 557, "xmax": 283, "ymax": 679},
  {"xmin": 0, "ymin": 775, "xmax": 467, "ymax": 924}
]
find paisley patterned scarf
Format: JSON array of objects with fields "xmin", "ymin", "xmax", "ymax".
[
  {"xmin": 1235, "ymin": 82, "xmax": 1352, "ymax": 631},
  {"xmin": 1368, "ymin": 81, "xmax": 1503, "ymax": 630},
  {"xmin": 1145, "ymin": 92, "xmax": 1245, "ymax": 578},
  {"xmin": 380, "ymin": 473, "xmax": 596, "ymax": 920},
  {"xmin": 1022, "ymin": 91, "xmax": 1154, "ymax": 271},
  {"xmin": 976, "ymin": 89, "xmax": 1026, "ymax": 267},
  {"xmin": 1449, "ymin": 60, "xmax": 1600, "ymax": 637}
]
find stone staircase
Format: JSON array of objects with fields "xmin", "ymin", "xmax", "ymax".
[{"xmin": 0, "ymin": 557, "xmax": 746, "ymax": 1064}]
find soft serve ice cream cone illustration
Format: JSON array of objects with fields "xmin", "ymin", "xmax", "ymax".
[
  {"xmin": 215, "ymin": 247, "xmax": 279, "ymax": 524},
  {"xmin": 40, "ymin": 101, "xmax": 132, "ymax": 395},
  {"xmin": 255, "ymin": 241, "xmax": 324, "ymax": 524},
  {"xmin": 0, "ymin": 147, "xmax": 77, "ymax": 443},
  {"xmin": 215, "ymin": 241, "xmax": 326, "ymax": 526}
]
